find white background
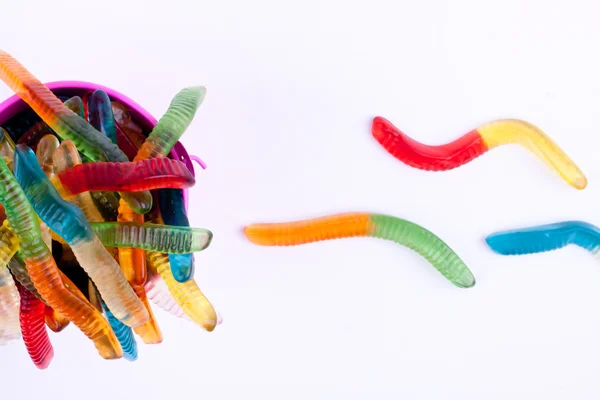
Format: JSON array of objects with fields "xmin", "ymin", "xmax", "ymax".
[{"xmin": 0, "ymin": 0, "xmax": 599, "ymax": 398}]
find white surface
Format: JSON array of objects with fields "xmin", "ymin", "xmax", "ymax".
[{"xmin": 0, "ymin": 0, "xmax": 599, "ymax": 398}]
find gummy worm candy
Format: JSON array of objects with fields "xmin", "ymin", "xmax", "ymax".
[
  {"xmin": 0, "ymin": 50, "xmax": 153, "ymax": 213},
  {"xmin": 244, "ymin": 212, "xmax": 476, "ymax": 288},
  {"xmin": 145, "ymin": 209, "xmax": 217, "ymax": 330},
  {"xmin": 36, "ymin": 135, "xmax": 60, "ymax": 178},
  {"xmin": 372, "ymin": 117, "xmax": 587, "ymax": 190},
  {"xmin": 0, "ymin": 267, "xmax": 20, "ymax": 345},
  {"xmin": 0, "ymin": 157, "xmax": 121, "ymax": 358},
  {"xmin": 13, "ymin": 145, "xmax": 148, "ymax": 328},
  {"xmin": 112, "ymin": 101, "xmax": 146, "ymax": 150},
  {"xmin": 144, "ymin": 270, "xmax": 188, "ymax": 320},
  {"xmin": 101, "ymin": 301, "xmax": 138, "ymax": 361},
  {"xmin": 113, "ymin": 86, "xmax": 207, "ymax": 338},
  {"xmin": 130, "ymin": 87, "xmax": 205, "ymax": 284},
  {"xmin": 7, "ymin": 252, "xmax": 40, "ymax": 302},
  {"xmin": 44, "ymin": 305, "xmax": 70, "ymax": 333},
  {"xmin": 135, "ymin": 86, "xmax": 206, "ymax": 160},
  {"xmin": 147, "ymin": 251, "xmax": 218, "ymax": 331},
  {"xmin": 55, "ymin": 157, "xmax": 196, "ymax": 194},
  {"xmin": 91, "ymin": 222, "xmax": 212, "ymax": 253},
  {"xmin": 159, "ymin": 189, "xmax": 195, "ymax": 282},
  {"xmin": 16, "ymin": 96, "xmax": 81, "ymax": 153},
  {"xmin": 0, "ymin": 127, "xmax": 15, "ymax": 170},
  {"xmin": 0, "ymin": 220, "xmax": 20, "ymax": 270},
  {"xmin": 486, "ymin": 221, "xmax": 600, "ymax": 257},
  {"xmin": 17, "ymin": 281, "xmax": 54, "ymax": 369},
  {"xmin": 115, "ymin": 122, "xmax": 138, "ymax": 161},
  {"xmin": 52, "ymin": 140, "xmax": 104, "ymax": 223},
  {"xmin": 88, "ymin": 90, "xmax": 117, "ymax": 144}
]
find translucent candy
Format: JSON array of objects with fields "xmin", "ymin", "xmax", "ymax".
[
  {"xmin": 244, "ymin": 212, "xmax": 475, "ymax": 288},
  {"xmin": 486, "ymin": 221, "xmax": 600, "ymax": 256},
  {"xmin": 147, "ymin": 251, "xmax": 218, "ymax": 331},
  {"xmin": 13, "ymin": 145, "xmax": 148, "ymax": 328},
  {"xmin": 0, "ymin": 267, "xmax": 20, "ymax": 346},
  {"xmin": 88, "ymin": 90, "xmax": 117, "ymax": 144},
  {"xmin": 0, "ymin": 156, "xmax": 121, "ymax": 358},
  {"xmin": 372, "ymin": 117, "xmax": 587, "ymax": 190},
  {"xmin": 102, "ymin": 301, "xmax": 138, "ymax": 361},
  {"xmin": 0, "ymin": 50, "xmax": 153, "ymax": 213},
  {"xmin": 17, "ymin": 281, "xmax": 54, "ymax": 369},
  {"xmin": 91, "ymin": 222, "xmax": 212, "ymax": 253},
  {"xmin": 52, "ymin": 140, "xmax": 104, "ymax": 223},
  {"xmin": 159, "ymin": 189, "xmax": 195, "ymax": 282},
  {"xmin": 56, "ymin": 157, "xmax": 196, "ymax": 194}
]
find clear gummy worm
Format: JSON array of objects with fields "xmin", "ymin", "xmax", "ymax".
[
  {"xmin": 0, "ymin": 156, "xmax": 121, "ymax": 358},
  {"xmin": 91, "ymin": 222, "xmax": 212, "ymax": 253},
  {"xmin": 0, "ymin": 50, "xmax": 153, "ymax": 213},
  {"xmin": 372, "ymin": 117, "xmax": 587, "ymax": 190},
  {"xmin": 13, "ymin": 145, "xmax": 148, "ymax": 328},
  {"xmin": 486, "ymin": 221, "xmax": 600, "ymax": 256},
  {"xmin": 147, "ymin": 251, "xmax": 218, "ymax": 331},
  {"xmin": 244, "ymin": 212, "xmax": 476, "ymax": 288},
  {"xmin": 0, "ymin": 267, "xmax": 20, "ymax": 346}
]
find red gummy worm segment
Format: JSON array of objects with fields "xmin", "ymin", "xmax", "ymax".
[
  {"xmin": 17, "ymin": 282, "xmax": 54, "ymax": 369},
  {"xmin": 57, "ymin": 158, "xmax": 196, "ymax": 194},
  {"xmin": 371, "ymin": 117, "xmax": 487, "ymax": 171}
]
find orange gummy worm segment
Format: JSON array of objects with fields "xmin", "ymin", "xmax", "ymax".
[{"xmin": 244, "ymin": 213, "xmax": 373, "ymax": 246}]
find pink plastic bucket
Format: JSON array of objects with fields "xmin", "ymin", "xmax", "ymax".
[{"xmin": 0, "ymin": 80, "xmax": 202, "ymax": 211}]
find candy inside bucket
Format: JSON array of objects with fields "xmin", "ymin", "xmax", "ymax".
[
  {"xmin": 0, "ymin": 80, "xmax": 204, "ymax": 211},
  {"xmin": 0, "ymin": 68, "xmax": 217, "ymax": 368}
]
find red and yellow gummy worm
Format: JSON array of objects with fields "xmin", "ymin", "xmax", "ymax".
[{"xmin": 372, "ymin": 117, "xmax": 587, "ymax": 189}]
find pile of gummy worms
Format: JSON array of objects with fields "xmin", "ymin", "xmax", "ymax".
[
  {"xmin": 0, "ymin": 50, "xmax": 219, "ymax": 367},
  {"xmin": 0, "ymin": 45, "xmax": 595, "ymax": 369}
]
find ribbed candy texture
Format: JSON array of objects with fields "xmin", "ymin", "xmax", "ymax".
[
  {"xmin": 0, "ymin": 156, "xmax": 121, "ymax": 358},
  {"xmin": 369, "ymin": 214, "xmax": 475, "ymax": 288},
  {"xmin": 7, "ymin": 252, "xmax": 41, "ymax": 302},
  {"xmin": 135, "ymin": 87, "xmax": 206, "ymax": 161},
  {"xmin": 0, "ymin": 127, "xmax": 15, "ymax": 169},
  {"xmin": 102, "ymin": 302, "xmax": 138, "ymax": 361},
  {"xmin": 17, "ymin": 281, "xmax": 54, "ymax": 369},
  {"xmin": 244, "ymin": 212, "xmax": 475, "ymax": 288},
  {"xmin": 0, "ymin": 267, "xmax": 20, "ymax": 345},
  {"xmin": 0, "ymin": 220, "xmax": 20, "ymax": 269},
  {"xmin": 115, "ymin": 86, "xmax": 206, "ymax": 339},
  {"xmin": 0, "ymin": 50, "xmax": 153, "ymax": 213},
  {"xmin": 57, "ymin": 157, "xmax": 196, "ymax": 194},
  {"xmin": 144, "ymin": 271, "xmax": 188, "ymax": 320},
  {"xmin": 159, "ymin": 188, "xmax": 195, "ymax": 282},
  {"xmin": 372, "ymin": 116, "xmax": 587, "ymax": 190},
  {"xmin": 53, "ymin": 140, "xmax": 104, "ymax": 223},
  {"xmin": 477, "ymin": 119, "xmax": 587, "ymax": 190},
  {"xmin": 372, "ymin": 117, "xmax": 487, "ymax": 171},
  {"xmin": 147, "ymin": 251, "xmax": 217, "ymax": 331},
  {"xmin": 36, "ymin": 135, "xmax": 60, "ymax": 178},
  {"xmin": 13, "ymin": 145, "xmax": 148, "ymax": 328},
  {"xmin": 92, "ymin": 222, "xmax": 212, "ymax": 253},
  {"xmin": 486, "ymin": 221, "xmax": 600, "ymax": 256},
  {"xmin": 88, "ymin": 90, "xmax": 117, "ymax": 144}
]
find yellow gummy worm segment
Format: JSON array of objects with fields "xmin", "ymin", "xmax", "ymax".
[
  {"xmin": 243, "ymin": 212, "xmax": 374, "ymax": 246},
  {"xmin": 478, "ymin": 119, "xmax": 587, "ymax": 190},
  {"xmin": 147, "ymin": 251, "xmax": 218, "ymax": 332}
]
